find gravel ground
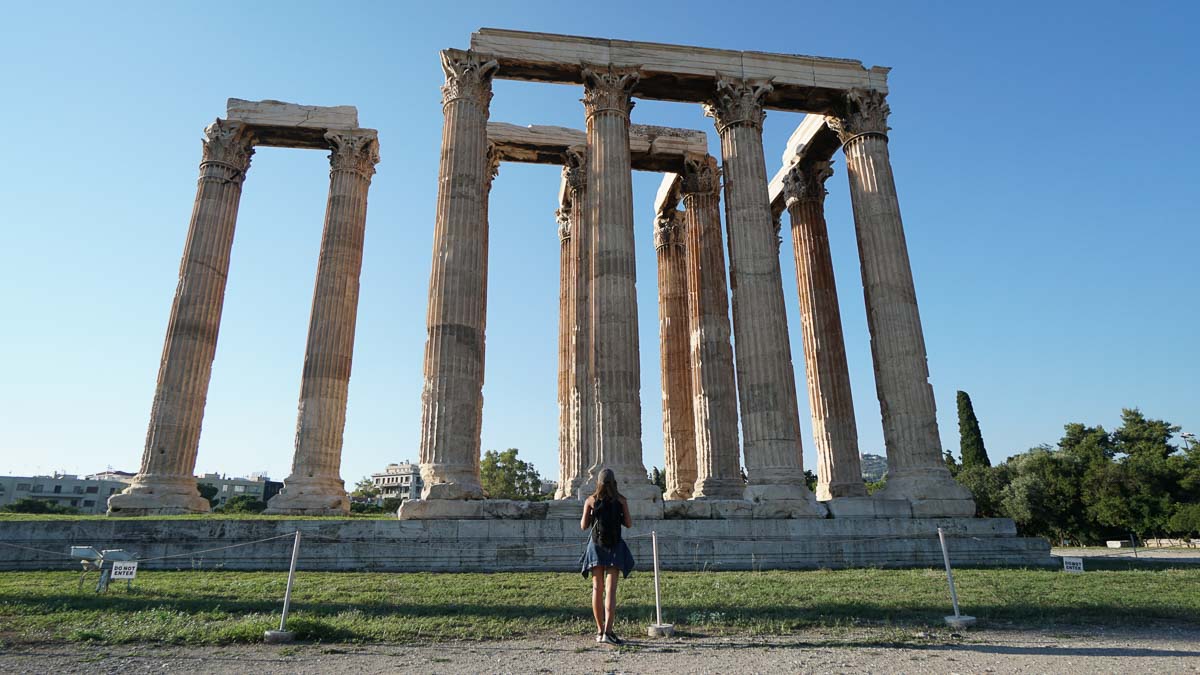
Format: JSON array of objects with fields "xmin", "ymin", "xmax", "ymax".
[{"xmin": 3, "ymin": 626, "xmax": 1198, "ymax": 674}]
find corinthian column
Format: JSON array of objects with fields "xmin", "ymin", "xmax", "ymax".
[
  {"xmin": 268, "ymin": 130, "xmax": 380, "ymax": 515},
  {"xmin": 827, "ymin": 90, "xmax": 973, "ymax": 516},
  {"xmin": 783, "ymin": 159, "xmax": 866, "ymax": 500},
  {"xmin": 580, "ymin": 65, "xmax": 660, "ymax": 507},
  {"xmin": 679, "ymin": 155, "xmax": 743, "ymax": 499},
  {"xmin": 562, "ymin": 149, "xmax": 593, "ymax": 499},
  {"xmin": 654, "ymin": 209, "xmax": 696, "ymax": 500},
  {"xmin": 554, "ymin": 203, "xmax": 575, "ymax": 499},
  {"xmin": 705, "ymin": 78, "xmax": 823, "ymax": 515},
  {"xmin": 417, "ymin": 49, "xmax": 498, "ymax": 501},
  {"xmin": 108, "ymin": 120, "xmax": 255, "ymax": 516}
]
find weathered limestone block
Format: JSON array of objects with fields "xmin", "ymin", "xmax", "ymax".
[
  {"xmin": 546, "ymin": 499, "xmax": 585, "ymax": 519},
  {"xmin": 397, "ymin": 499, "xmax": 485, "ymax": 520},
  {"xmin": 482, "ymin": 500, "xmax": 550, "ymax": 519},
  {"xmin": 663, "ymin": 499, "xmax": 713, "ymax": 519},
  {"xmin": 226, "ymin": 98, "xmax": 358, "ymax": 129},
  {"xmin": 826, "ymin": 496, "xmax": 913, "ymax": 519},
  {"xmin": 710, "ymin": 499, "xmax": 754, "ymax": 519}
]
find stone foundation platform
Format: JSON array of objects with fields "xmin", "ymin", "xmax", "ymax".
[{"xmin": 0, "ymin": 517, "xmax": 1051, "ymax": 572}]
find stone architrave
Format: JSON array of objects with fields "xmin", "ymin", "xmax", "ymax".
[
  {"xmin": 416, "ymin": 49, "xmax": 498, "ymax": 501},
  {"xmin": 268, "ymin": 129, "xmax": 380, "ymax": 515},
  {"xmin": 108, "ymin": 120, "xmax": 256, "ymax": 516},
  {"xmin": 580, "ymin": 64, "xmax": 660, "ymax": 508},
  {"xmin": 826, "ymin": 90, "xmax": 973, "ymax": 516},
  {"xmin": 705, "ymin": 77, "xmax": 824, "ymax": 516},
  {"xmin": 782, "ymin": 159, "xmax": 867, "ymax": 500},
  {"xmin": 678, "ymin": 156, "xmax": 743, "ymax": 499},
  {"xmin": 654, "ymin": 208, "xmax": 697, "ymax": 500}
]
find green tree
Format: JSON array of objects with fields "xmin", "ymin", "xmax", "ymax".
[
  {"xmin": 197, "ymin": 482, "xmax": 219, "ymax": 507},
  {"xmin": 649, "ymin": 467, "xmax": 666, "ymax": 492},
  {"xmin": 480, "ymin": 448, "xmax": 544, "ymax": 500},
  {"xmin": 957, "ymin": 390, "xmax": 991, "ymax": 468},
  {"xmin": 955, "ymin": 464, "xmax": 1012, "ymax": 518},
  {"xmin": 217, "ymin": 495, "xmax": 267, "ymax": 513},
  {"xmin": 865, "ymin": 477, "xmax": 887, "ymax": 495},
  {"xmin": 804, "ymin": 469, "xmax": 818, "ymax": 493},
  {"xmin": 351, "ymin": 476, "xmax": 379, "ymax": 499},
  {"xmin": 1168, "ymin": 503, "xmax": 1200, "ymax": 540},
  {"xmin": 944, "ymin": 450, "xmax": 961, "ymax": 477},
  {"xmin": 1087, "ymin": 410, "xmax": 1184, "ymax": 540}
]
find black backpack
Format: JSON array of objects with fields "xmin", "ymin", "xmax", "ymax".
[{"xmin": 592, "ymin": 497, "xmax": 622, "ymax": 549}]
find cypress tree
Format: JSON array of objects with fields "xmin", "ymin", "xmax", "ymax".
[{"xmin": 957, "ymin": 390, "xmax": 991, "ymax": 468}]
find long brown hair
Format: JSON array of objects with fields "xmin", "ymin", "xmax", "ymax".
[{"xmin": 590, "ymin": 468, "xmax": 621, "ymax": 502}]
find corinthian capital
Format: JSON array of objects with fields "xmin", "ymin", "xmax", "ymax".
[
  {"xmin": 581, "ymin": 64, "xmax": 640, "ymax": 119},
  {"xmin": 440, "ymin": 49, "xmax": 499, "ymax": 109},
  {"xmin": 680, "ymin": 154, "xmax": 721, "ymax": 198},
  {"xmin": 563, "ymin": 147, "xmax": 587, "ymax": 195},
  {"xmin": 825, "ymin": 89, "xmax": 890, "ymax": 143},
  {"xmin": 201, "ymin": 119, "xmax": 255, "ymax": 173},
  {"xmin": 704, "ymin": 76, "xmax": 773, "ymax": 133},
  {"xmin": 782, "ymin": 160, "xmax": 833, "ymax": 207},
  {"xmin": 654, "ymin": 210, "xmax": 684, "ymax": 250},
  {"xmin": 326, "ymin": 130, "xmax": 380, "ymax": 180},
  {"xmin": 556, "ymin": 206, "xmax": 572, "ymax": 242}
]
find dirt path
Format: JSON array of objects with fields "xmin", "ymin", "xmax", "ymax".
[{"xmin": 3, "ymin": 626, "xmax": 1198, "ymax": 674}]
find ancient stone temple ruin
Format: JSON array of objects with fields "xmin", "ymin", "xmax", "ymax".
[
  {"xmin": 406, "ymin": 29, "xmax": 973, "ymax": 521},
  {"xmin": 98, "ymin": 29, "xmax": 1049, "ymax": 570},
  {"xmin": 108, "ymin": 100, "xmax": 380, "ymax": 516}
]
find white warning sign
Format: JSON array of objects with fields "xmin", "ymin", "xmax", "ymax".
[{"xmin": 110, "ymin": 561, "xmax": 139, "ymax": 580}]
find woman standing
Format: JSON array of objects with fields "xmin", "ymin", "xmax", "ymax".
[{"xmin": 579, "ymin": 468, "xmax": 634, "ymax": 644}]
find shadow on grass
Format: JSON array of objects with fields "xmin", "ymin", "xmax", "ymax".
[{"xmin": 4, "ymin": 592, "xmax": 1197, "ymax": 629}]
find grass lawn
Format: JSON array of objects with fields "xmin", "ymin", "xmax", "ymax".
[{"xmin": 1, "ymin": 567, "xmax": 1197, "ymax": 645}]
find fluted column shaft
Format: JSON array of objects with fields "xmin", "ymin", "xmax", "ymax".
[
  {"xmin": 655, "ymin": 210, "xmax": 696, "ymax": 500},
  {"xmin": 705, "ymin": 78, "xmax": 820, "ymax": 511},
  {"xmin": 108, "ymin": 120, "xmax": 255, "ymax": 516},
  {"xmin": 581, "ymin": 65, "xmax": 658, "ymax": 502},
  {"xmin": 268, "ymin": 130, "xmax": 380, "ymax": 515},
  {"xmin": 558, "ymin": 151, "xmax": 594, "ymax": 499},
  {"xmin": 828, "ymin": 90, "xmax": 972, "ymax": 513},
  {"xmin": 680, "ymin": 156, "xmax": 743, "ymax": 499},
  {"xmin": 418, "ymin": 50, "xmax": 498, "ymax": 500},
  {"xmin": 784, "ymin": 160, "xmax": 866, "ymax": 500},
  {"xmin": 555, "ymin": 205, "xmax": 575, "ymax": 498}
]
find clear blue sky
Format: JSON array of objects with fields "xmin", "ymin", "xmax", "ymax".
[{"xmin": 1, "ymin": 1, "xmax": 1196, "ymax": 486}]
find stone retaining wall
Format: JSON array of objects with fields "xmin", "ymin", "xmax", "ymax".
[{"xmin": 0, "ymin": 518, "xmax": 1052, "ymax": 572}]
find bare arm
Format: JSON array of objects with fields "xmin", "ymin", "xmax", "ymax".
[
  {"xmin": 580, "ymin": 496, "xmax": 594, "ymax": 531},
  {"xmin": 620, "ymin": 496, "xmax": 632, "ymax": 528}
]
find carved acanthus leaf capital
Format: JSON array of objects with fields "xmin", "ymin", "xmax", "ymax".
[
  {"xmin": 680, "ymin": 154, "xmax": 721, "ymax": 197},
  {"xmin": 782, "ymin": 160, "xmax": 833, "ymax": 207},
  {"xmin": 201, "ymin": 119, "xmax": 255, "ymax": 173},
  {"xmin": 654, "ymin": 209, "xmax": 685, "ymax": 250},
  {"xmin": 326, "ymin": 130, "xmax": 380, "ymax": 180},
  {"xmin": 704, "ymin": 76, "xmax": 773, "ymax": 133},
  {"xmin": 484, "ymin": 142, "xmax": 501, "ymax": 191},
  {"xmin": 825, "ymin": 89, "xmax": 890, "ymax": 143},
  {"xmin": 440, "ymin": 49, "xmax": 499, "ymax": 110},
  {"xmin": 563, "ymin": 147, "xmax": 587, "ymax": 195},
  {"xmin": 581, "ymin": 64, "xmax": 640, "ymax": 120},
  {"xmin": 556, "ymin": 206, "xmax": 572, "ymax": 241}
]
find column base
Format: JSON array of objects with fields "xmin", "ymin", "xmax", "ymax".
[
  {"xmin": 421, "ymin": 465, "xmax": 485, "ymax": 500},
  {"xmin": 663, "ymin": 487, "xmax": 693, "ymax": 501},
  {"xmin": 106, "ymin": 476, "xmax": 211, "ymax": 516},
  {"xmin": 692, "ymin": 477, "xmax": 745, "ymax": 499},
  {"xmin": 264, "ymin": 477, "xmax": 349, "ymax": 516},
  {"xmin": 876, "ymin": 470, "xmax": 976, "ymax": 517},
  {"xmin": 744, "ymin": 484, "xmax": 828, "ymax": 518},
  {"xmin": 816, "ymin": 480, "xmax": 869, "ymax": 501}
]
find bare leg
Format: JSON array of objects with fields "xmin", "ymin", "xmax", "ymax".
[
  {"xmin": 603, "ymin": 567, "xmax": 619, "ymax": 633},
  {"xmin": 591, "ymin": 568, "xmax": 605, "ymax": 634}
]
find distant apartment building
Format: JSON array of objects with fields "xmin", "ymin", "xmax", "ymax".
[
  {"xmin": 196, "ymin": 473, "xmax": 283, "ymax": 507},
  {"xmin": 0, "ymin": 472, "xmax": 133, "ymax": 515},
  {"xmin": 371, "ymin": 462, "xmax": 423, "ymax": 502}
]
